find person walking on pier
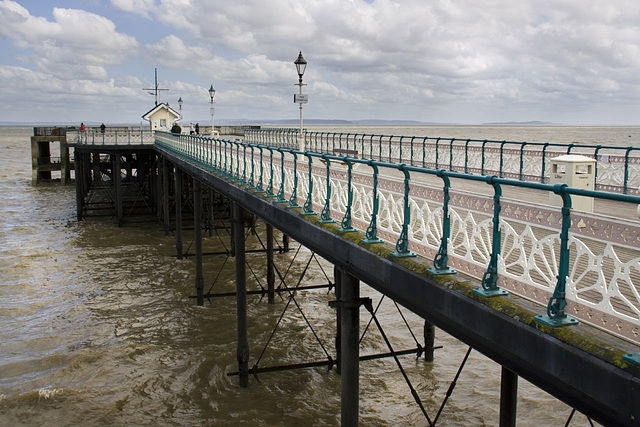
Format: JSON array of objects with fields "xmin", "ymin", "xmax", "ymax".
[
  {"xmin": 80, "ymin": 122, "xmax": 85, "ymax": 132},
  {"xmin": 100, "ymin": 123, "xmax": 106, "ymax": 134},
  {"xmin": 195, "ymin": 123, "xmax": 200, "ymax": 135}
]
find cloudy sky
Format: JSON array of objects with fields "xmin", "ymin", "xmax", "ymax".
[{"xmin": 1, "ymin": 0, "xmax": 639, "ymax": 125}]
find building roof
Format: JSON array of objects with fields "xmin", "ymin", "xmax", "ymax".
[{"xmin": 142, "ymin": 103, "xmax": 181, "ymax": 120}]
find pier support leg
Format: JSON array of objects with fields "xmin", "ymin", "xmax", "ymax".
[
  {"xmin": 234, "ymin": 202, "xmax": 249, "ymax": 387},
  {"xmin": 92, "ymin": 151, "xmax": 100, "ymax": 181},
  {"xmin": 114, "ymin": 153, "xmax": 123, "ymax": 226},
  {"xmin": 155, "ymin": 156, "xmax": 162, "ymax": 220},
  {"xmin": 175, "ymin": 168, "xmax": 183, "ymax": 259},
  {"xmin": 230, "ymin": 203, "xmax": 236, "ymax": 257},
  {"xmin": 499, "ymin": 367, "xmax": 518, "ymax": 427},
  {"xmin": 194, "ymin": 178, "xmax": 204, "ymax": 306},
  {"xmin": 266, "ymin": 223, "xmax": 275, "ymax": 304},
  {"xmin": 74, "ymin": 151, "xmax": 83, "ymax": 221},
  {"xmin": 283, "ymin": 233, "xmax": 290, "ymax": 252},
  {"xmin": 424, "ymin": 320, "xmax": 435, "ymax": 362},
  {"xmin": 341, "ymin": 270, "xmax": 359, "ymax": 427},
  {"xmin": 208, "ymin": 188, "xmax": 214, "ymax": 238},
  {"xmin": 334, "ymin": 266, "xmax": 342, "ymax": 374},
  {"xmin": 162, "ymin": 157, "xmax": 170, "ymax": 235}
]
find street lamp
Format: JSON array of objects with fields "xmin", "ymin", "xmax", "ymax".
[
  {"xmin": 178, "ymin": 97, "xmax": 183, "ymax": 126},
  {"xmin": 209, "ymin": 84, "xmax": 216, "ymax": 136},
  {"xmin": 294, "ymin": 51, "xmax": 307, "ymax": 151}
]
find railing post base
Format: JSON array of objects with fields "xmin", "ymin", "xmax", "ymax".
[
  {"xmin": 623, "ymin": 352, "xmax": 640, "ymax": 366},
  {"xmin": 390, "ymin": 250, "xmax": 416, "ymax": 258},
  {"xmin": 473, "ymin": 287, "xmax": 508, "ymax": 298},
  {"xmin": 426, "ymin": 266, "xmax": 456, "ymax": 275},
  {"xmin": 361, "ymin": 237, "xmax": 384, "ymax": 244},
  {"xmin": 534, "ymin": 314, "xmax": 578, "ymax": 327}
]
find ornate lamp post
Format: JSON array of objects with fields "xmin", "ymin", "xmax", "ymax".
[
  {"xmin": 178, "ymin": 97, "xmax": 183, "ymax": 126},
  {"xmin": 209, "ymin": 85, "xmax": 217, "ymax": 136},
  {"xmin": 294, "ymin": 51, "xmax": 307, "ymax": 151}
]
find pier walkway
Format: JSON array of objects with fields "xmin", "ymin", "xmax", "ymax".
[{"xmin": 67, "ymin": 129, "xmax": 640, "ymax": 426}]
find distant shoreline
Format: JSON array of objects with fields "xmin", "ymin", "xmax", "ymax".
[{"xmin": 2, "ymin": 121, "xmax": 640, "ymax": 127}]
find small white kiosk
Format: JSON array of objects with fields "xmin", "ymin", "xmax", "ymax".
[
  {"xmin": 142, "ymin": 103, "xmax": 181, "ymax": 133},
  {"xmin": 548, "ymin": 154, "xmax": 596, "ymax": 213}
]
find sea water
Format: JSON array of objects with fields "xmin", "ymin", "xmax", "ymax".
[{"xmin": 1, "ymin": 125, "xmax": 624, "ymax": 426}]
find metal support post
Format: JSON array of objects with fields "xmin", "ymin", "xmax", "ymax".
[
  {"xmin": 341, "ymin": 270, "xmax": 360, "ymax": 426},
  {"xmin": 283, "ymin": 234, "xmax": 290, "ymax": 252},
  {"xmin": 162, "ymin": 157, "xmax": 170, "ymax": 235},
  {"xmin": 74, "ymin": 152, "xmax": 83, "ymax": 221},
  {"xmin": 92, "ymin": 151, "xmax": 100, "ymax": 181},
  {"xmin": 233, "ymin": 202, "xmax": 249, "ymax": 387},
  {"xmin": 114, "ymin": 153, "xmax": 123, "ymax": 226},
  {"xmin": 230, "ymin": 203, "xmax": 236, "ymax": 257},
  {"xmin": 334, "ymin": 265, "xmax": 342, "ymax": 374},
  {"xmin": 499, "ymin": 367, "xmax": 518, "ymax": 427},
  {"xmin": 424, "ymin": 320, "xmax": 435, "ymax": 362},
  {"xmin": 194, "ymin": 178, "xmax": 204, "ymax": 306},
  {"xmin": 266, "ymin": 223, "xmax": 275, "ymax": 304},
  {"xmin": 175, "ymin": 168, "xmax": 183, "ymax": 259},
  {"xmin": 208, "ymin": 188, "xmax": 214, "ymax": 238},
  {"xmin": 155, "ymin": 155, "xmax": 162, "ymax": 220},
  {"xmin": 149, "ymin": 155, "xmax": 157, "ymax": 215}
]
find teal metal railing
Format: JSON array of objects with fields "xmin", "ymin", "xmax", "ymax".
[
  {"xmin": 245, "ymin": 129, "xmax": 640, "ymax": 195},
  {"xmin": 154, "ymin": 131, "xmax": 640, "ymax": 343}
]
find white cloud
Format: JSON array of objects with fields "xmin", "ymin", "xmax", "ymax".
[
  {"xmin": 0, "ymin": 0, "xmax": 139, "ymax": 79},
  {"xmin": 2, "ymin": 0, "xmax": 640, "ymax": 123},
  {"xmin": 110, "ymin": 0, "xmax": 156, "ymax": 19}
]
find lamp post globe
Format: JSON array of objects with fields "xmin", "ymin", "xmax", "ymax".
[
  {"xmin": 294, "ymin": 51, "xmax": 307, "ymax": 151},
  {"xmin": 294, "ymin": 51, "xmax": 307, "ymax": 81}
]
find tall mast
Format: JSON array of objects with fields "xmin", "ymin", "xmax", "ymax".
[{"xmin": 143, "ymin": 68, "xmax": 169, "ymax": 106}]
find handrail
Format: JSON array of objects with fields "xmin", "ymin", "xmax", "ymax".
[{"xmin": 153, "ymin": 131, "xmax": 640, "ymax": 341}]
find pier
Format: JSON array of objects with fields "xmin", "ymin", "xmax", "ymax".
[{"xmin": 64, "ymin": 128, "xmax": 640, "ymax": 426}]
